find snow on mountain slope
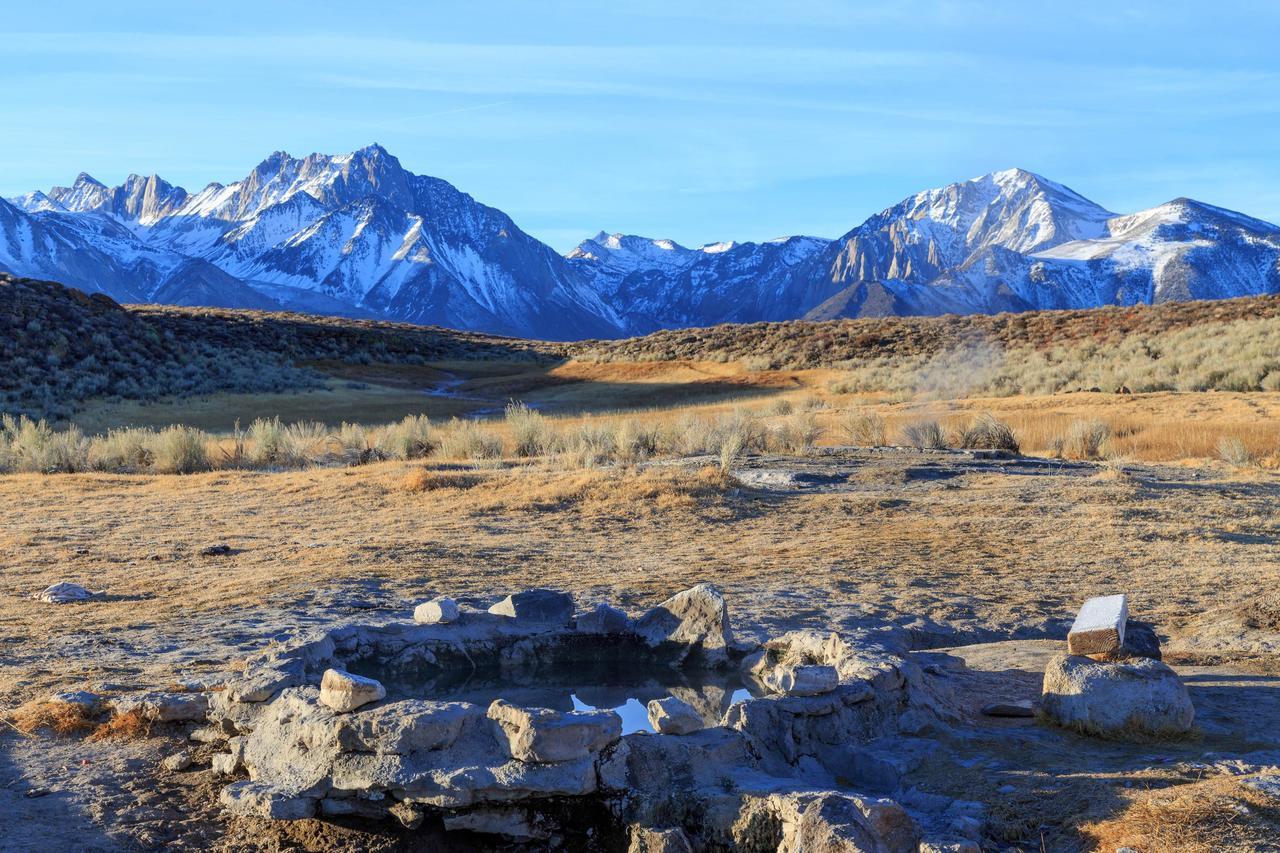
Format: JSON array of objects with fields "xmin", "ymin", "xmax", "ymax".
[
  {"xmin": 5, "ymin": 152, "xmax": 1279, "ymax": 336},
  {"xmin": 567, "ymin": 233, "xmax": 829, "ymax": 333},
  {"xmin": 8, "ymin": 145, "xmax": 622, "ymax": 338}
]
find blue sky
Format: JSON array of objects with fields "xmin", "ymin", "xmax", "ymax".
[{"xmin": 2, "ymin": 1, "xmax": 1278, "ymax": 250}]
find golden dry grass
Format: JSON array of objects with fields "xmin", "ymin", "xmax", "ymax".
[
  {"xmin": 7, "ymin": 700, "xmax": 94, "ymax": 736},
  {"xmin": 86, "ymin": 708, "xmax": 153, "ymax": 742},
  {"xmin": 1, "ymin": 450, "xmax": 1277, "ymax": 702},
  {"xmin": 1083, "ymin": 776, "xmax": 1280, "ymax": 852}
]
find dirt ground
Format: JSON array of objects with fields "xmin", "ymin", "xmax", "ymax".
[{"xmin": 2, "ymin": 448, "xmax": 1279, "ymax": 850}]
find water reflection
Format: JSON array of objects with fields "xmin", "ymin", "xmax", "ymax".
[{"xmin": 350, "ymin": 658, "xmax": 760, "ymax": 733}]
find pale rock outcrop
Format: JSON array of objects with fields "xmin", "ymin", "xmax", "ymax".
[
  {"xmin": 35, "ymin": 582, "xmax": 96, "ymax": 603},
  {"xmin": 319, "ymin": 669, "xmax": 386, "ymax": 713},
  {"xmin": 488, "ymin": 589, "xmax": 575, "ymax": 626},
  {"xmin": 487, "ymin": 699, "xmax": 622, "ymax": 763},
  {"xmin": 635, "ymin": 583, "xmax": 733, "ymax": 665},
  {"xmin": 732, "ymin": 791, "xmax": 919, "ymax": 853},
  {"xmin": 111, "ymin": 691, "xmax": 209, "ymax": 722},
  {"xmin": 647, "ymin": 696, "xmax": 704, "ymax": 735},
  {"xmin": 1041, "ymin": 653, "xmax": 1194, "ymax": 738},
  {"xmin": 413, "ymin": 597, "xmax": 460, "ymax": 625},
  {"xmin": 764, "ymin": 664, "xmax": 839, "ymax": 697},
  {"xmin": 220, "ymin": 780, "xmax": 316, "ymax": 820}
]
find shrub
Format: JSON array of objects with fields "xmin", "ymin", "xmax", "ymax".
[
  {"xmin": 1216, "ymin": 437, "xmax": 1256, "ymax": 467},
  {"xmin": 771, "ymin": 412, "xmax": 822, "ymax": 454},
  {"xmin": 248, "ymin": 417, "xmax": 285, "ymax": 465},
  {"xmin": 377, "ymin": 414, "xmax": 435, "ymax": 460},
  {"xmin": 88, "ymin": 427, "xmax": 155, "ymax": 472},
  {"xmin": 953, "ymin": 413, "xmax": 1020, "ymax": 453},
  {"xmin": 279, "ymin": 421, "xmax": 330, "ymax": 466},
  {"xmin": 901, "ymin": 420, "xmax": 947, "ymax": 450},
  {"xmin": 615, "ymin": 418, "xmax": 662, "ymax": 463},
  {"xmin": 0, "ymin": 414, "xmax": 87, "ymax": 473},
  {"xmin": 151, "ymin": 426, "xmax": 210, "ymax": 474},
  {"xmin": 437, "ymin": 419, "xmax": 504, "ymax": 463},
  {"xmin": 1053, "ymin": 419, "xmax": 1112, "ymax": 460},
  {"xmin": 505, "ymin": 402, "xmax": 552, "ymax": 458},
  {"xmin": 840, "ymin": 408, "xmax": 887, "ymax": 446},
  {"xmin": 766, "ymin": 398, "xmax": 794, "ymax": 417},
  {"xmin": 558, "ymin": 421, "xmax": 617, "ymax": 468}
]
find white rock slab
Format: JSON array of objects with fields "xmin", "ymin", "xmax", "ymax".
[
  {"xmin": 319, "ymin": 669, "xmax": 386, "ymax": 713},
  {"xmin": 1067, "ymin": 594, "xmax": 1128, "ymax": 656},
  {"xmin": 35, "ymin": 582, "xmax": 96, "ymax": 603},
  {"xmin": 414, "ymin": 597, "xmax": 460, "ymax": 625}
]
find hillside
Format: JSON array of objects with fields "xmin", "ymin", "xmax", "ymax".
[
  {"xmin": 6, "ymin": 273, "xmax": 1280, "ymax": 422},
  {"xmin": 0, "ymin": 274, "xmax": 553, "ymax": 420},
  {"xmin": 576, "ymin": 291, "xmax": 1280, "ymax": 369}
]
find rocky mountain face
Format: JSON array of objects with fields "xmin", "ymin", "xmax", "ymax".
[{"xmin": 5, "ymin": 150, "xmax": 1278, "ymax": 338}]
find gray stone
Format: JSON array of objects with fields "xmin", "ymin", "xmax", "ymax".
[
  {"xmin": 111, "ymin": 691, "xmax": 209, "ymax": 722},
  {"xmin": 162, "ymin": 751, "xmax": 193, "ymax": 772},
  {"xmin": 45, "ymin": 690, "xmax": 100, "ymax": 713},
  {"xmin": 35, "ymin": 582, "xmax": 96, "ymax": 604},
  {"xmin": 334, "ymin": 700, "xmax": 483, "ymax": 754},
  {"xmin": 488, "ymin": 588, "xmax": 574, "ymax": 626},
  {"xmin": 414, "ymin": 597, "xmax": 460, "ymax": 625},
  {"xmin": 1067, "ymin": 594, "xmax": 1127, "ymax": 656},
  {"xmin": 319, "ymin": 669, "xmax": 385, "ymax": 713},
  {"xmin": 219, "ymin": 781, "xmax": 316, "ymax": 820},
  {"xmin": 1041, "ymin": 653, "xmax": 1194, "ymax": 738},
  {"xmin": 765, "ymin": 664, "xmax": 838, "ymax": 696},
  {"xmin": 635, "ymin": 583, "xmax": 734, "ymax": 665},
  {"xmin": 487, "ymin": 699, "xmax": 621, "ymax": 763},
  {"xmin": 647, "ymin": 696, "xmax": 704, "ymax": 735},
  {"xmin": 577, "ymin": 602, "xmax": 631, "ymax": 634}
]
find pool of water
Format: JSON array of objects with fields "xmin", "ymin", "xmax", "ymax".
[{"xmin": 348, "ymin": 659, "xmax": 758, "ymax": 734}]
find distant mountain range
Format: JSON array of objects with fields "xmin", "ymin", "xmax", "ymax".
[{"xmin": 3, "ymin": 145, "xmax": 1277, "ymax": 339}]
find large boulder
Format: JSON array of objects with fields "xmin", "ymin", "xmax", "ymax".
[
  {"xmin": 1041, "ymin": 654, "xmax": 1193, "ymax": 738},
  {"xmin": 319, "ymin": 669, "xmax": 386, "ymax": 713},
  {"xmin": 487, "ymin": 699, "xmax": 621, "ymax": 763},
  {"xmin": 635, "ymin": 583, "xmax": 734, "ymax": 665},
  {"xmin": 488, "ymin": 589, "xmax": 574, "ymax": 626},
  {"xmin": 647, "ymin": 696, "xmax": 704, "ymax": 735}
]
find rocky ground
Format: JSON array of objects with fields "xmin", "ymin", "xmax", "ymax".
[{"xmin": 2, "ymin": 449, "xmax": 1279, "ymax": 850}]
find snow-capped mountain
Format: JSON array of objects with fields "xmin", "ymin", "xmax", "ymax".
[
  {"xmin": 567, "ymin": 232, "xmax": 828, "ymax": 332},
  {"xmin": 800, "ymin": 170, "xmax": 1280, "ymax": 320},
  {"xmin": 4, "ymin": 151, "xmax": 1278, "ymax": 337},
  {"xmin": 5, "ymin": 145, "xmax": 619, "ymax": 339}
]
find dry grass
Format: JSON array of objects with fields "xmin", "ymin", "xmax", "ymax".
[
  {"xmin": 87, "ymin": 708, "xmax": 152, "ymax": 742},
  {"xmin": 1083, "ymin": 776, "xmax": 1280, "ymax": 852},
  {"xmin": 403, "ymin": 465, "xmax": 738, "ymax": 517},
  {"xmin": 8, "ymin": 700, "xmax": 95, "ymax": 736},
  {"xmin": 401, "ymin": 469, "xmax": 482, "ymax": 492}
]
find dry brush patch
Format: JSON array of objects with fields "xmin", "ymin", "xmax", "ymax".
[{"xmin": 1082, "ymin": 775, "xmax": 1280, "ymax": 852}]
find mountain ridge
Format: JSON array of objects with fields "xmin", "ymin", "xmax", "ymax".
[{"xmin": 5, "ymin": 146, "xmax": 1278, "ymax": 338}]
